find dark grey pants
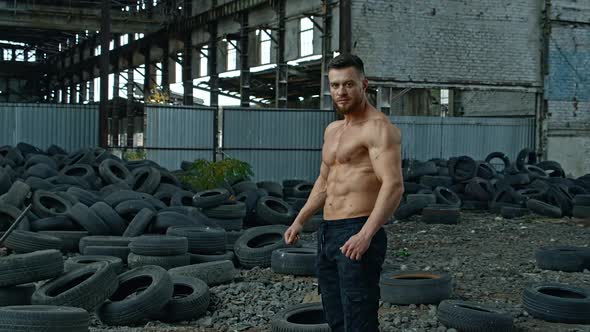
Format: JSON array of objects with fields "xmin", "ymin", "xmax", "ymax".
[{"xmin": 316, "ymin": 216, "xmax": 387, "ymax": 332}]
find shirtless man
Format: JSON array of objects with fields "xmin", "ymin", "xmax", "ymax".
[{"xmin": 284, "ymin": 54, "xmax": 404, "ymax": 332}]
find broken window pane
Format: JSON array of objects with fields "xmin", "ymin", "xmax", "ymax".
[{"xmin": 300, "ymin": 17, "xmax": 314, "ymax": 57}]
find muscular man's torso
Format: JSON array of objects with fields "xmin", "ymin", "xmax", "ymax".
[{"xmin": 322, "ymin": 112, "xmax": 390, "ymax": 220}]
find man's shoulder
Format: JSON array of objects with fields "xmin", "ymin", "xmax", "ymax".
[{"xmin": 325, "ymin": 120, "xmax": 344, "ymax": 132}]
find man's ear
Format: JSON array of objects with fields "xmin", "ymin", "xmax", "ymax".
[{"xmin": 362, "ymin": 78, "xmax": 369, "ymax": 92}]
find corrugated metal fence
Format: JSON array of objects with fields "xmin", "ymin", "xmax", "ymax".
[
  {"xmin": 145, "ymin": 105, "xmax": 216, "ymax": 170},
  {"xmin": 392, "ymin": 116, "xmax": 536, "ymax": 163},
  {"xmin": 222, "ymin": 107, "xmax": 334, "ymax": 182},
  {"xmin": 0, "ymin": 103, "xmax": 99, "ymax": 153},
  {"xmin": 143, "ymin": 107, "xmax": 535, "ymax": 181}
]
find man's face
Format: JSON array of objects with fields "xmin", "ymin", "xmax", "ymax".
[{"xmin": 328, "ymin": 66, "xmax": 368, "ymax": 114}]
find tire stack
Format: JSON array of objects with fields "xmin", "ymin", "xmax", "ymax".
[
  {"xmin": 127, "ymin": 235, "xmax": 190, "ymax": 270},
  {"xmin": 394, "ymin": 148, "xmax": 590, "ymax": 222},
  {"xmin": 196, "ymin": 188, "xmax": 245, "ymax": 252},
  {"xmin": 167, "ymin": 225, "xmax": 232, "ymax": 265}
]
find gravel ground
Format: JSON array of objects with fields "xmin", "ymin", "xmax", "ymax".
[{"xmin": 90, "ymin": 212, "xmax": 590, "ymax": 332}]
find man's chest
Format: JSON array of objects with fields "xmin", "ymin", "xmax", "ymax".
[{"xmin": 323, "ymin": 127, "xmax": 369, "ymax": 165}]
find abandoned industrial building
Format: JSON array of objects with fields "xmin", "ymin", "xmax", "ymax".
[{"xmin": 0, "ymin": 0, "xmax": 588, "ymax": 331}]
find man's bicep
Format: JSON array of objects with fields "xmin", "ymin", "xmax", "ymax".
[{"xmin": 369, "ymin": 124, "xmax": 402, "ymax": 182}]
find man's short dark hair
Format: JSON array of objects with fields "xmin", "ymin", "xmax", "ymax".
[{"xmin": 327, "ymin": 54, "xmax": 365, "ymax": 77}]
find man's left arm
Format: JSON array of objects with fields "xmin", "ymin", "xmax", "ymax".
[{"xmin": 340, "ymin": 120, "xmax": 404, "ymax": 260}]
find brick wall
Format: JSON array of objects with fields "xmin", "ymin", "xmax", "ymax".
[
  {"xmin": 350, "ymin": 0, "xmax": 543, "ymax": 87},
  {"xmin": 455, "ymin": 90, "xmax": 536, "ymax": 116}
]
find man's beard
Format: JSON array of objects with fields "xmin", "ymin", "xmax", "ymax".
[{"xmin": 333, "ymin": 97, "xmax": 362, "ymax": 115}]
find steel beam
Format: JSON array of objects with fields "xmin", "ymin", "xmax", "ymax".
[
  {"xmin": 126, "ymin": 33, "xmax": 135, "ymax": 147},
  {"xmin": 339, "ymin": 0, "xmax": 351, "ymax": 54},
  {"xmin": 239, "ymin": 12, "xmax": 250, "ymax": 107},
  {"xmin": 99, "ymin": 0, "xmax": 110, "ymax": 148},
  {"xmin": 320, "ymin": 0, "xmax": 333, "ymax": 110},
  {"xmin": 275, "ymin": 0, "xmax": 288, "ymax": 108},
  {"xmin": 0, "ymin": 4, "xmax": 163, "ymax": 34},
  {"xmin": 208, "ymin": 17, "xmax": 219, "ymax": 107}
]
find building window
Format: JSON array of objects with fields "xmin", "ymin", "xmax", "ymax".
[
  {"xmin": 120, "ymin": 34, "xmax": 129, "ymax": 46},
  {"xmin": 2, "ymin": 49, "xmax": 12, "ymax": 61},
  {"xmin": 28, "ymin": 50, "xmax": 36, "ymax": 62},
  {"xmin": 441, "ymin": 89, "xmax": 449, "ymax": 105},
  {"xmin": 15, "ymin": 49, "xmax": 25, "ymax": 62},
  {"xmin": 258, "ymin": 29, "xmax": 271, "ymax": 65},
  {"xmin": 200, "ymin": 47, "xmax": 208, "ymax": 77},
  {"xmin": 300, "ymin": 17, "xmax": 314, "ymax": 57},
  {"xmin": 95, "ymin": 45, "xmax": 101, "ymax": 56},
  {"xmin": 226, "ymin": 42, "xmax": 236, "ymax": 71}
]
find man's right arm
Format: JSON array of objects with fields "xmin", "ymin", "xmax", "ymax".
[{"xmin": 292, "ymin": 160, "xmax": 329, "ymax": 226}]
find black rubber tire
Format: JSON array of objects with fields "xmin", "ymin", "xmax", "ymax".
[
  {"xmin": 485, "ymin": 152, "xmax": 511, "ymax": 172},
  {"xmin": 292, "ymin": 182, "xmax": 314, "ymax": 198},
  {"xmin": 97, "ymin": 265, "xmax": 174, "ymax": 326},
  {"xmin": 436, "ymin": 299, "xmax": 515, "ymax": 332},
  {"xmin": 207, "ymin": 217, "xmax": 243, "ymax": 231},
  {"xmin": 257, "ymin": 181, "xmax": 284, "ymax": 198},
  {"xmin": 0, "ymin": 204, "xmax": 29, "ymax": 231},
  {"xmin": 394, "ymin": 199, "xmax": 429, "ymax": 220},
  {"xmin": 149, "ymin": 211, "xmax": 211, "ymax": 234},
  {"xmin": 203, "ymin": 200, "xmax": 247, "ymax": 219},
  {"xmin": 406, "ymin": 194, "xmax": 436, "ymax": 205},
  {"xmin": 150, "ymin": 275, "xmax": 210, "ymax": 323},
  {"xmin": 38, "ymin": 230, "xmax": 88, "ymax": 252},
  {"xmin": 130, "ymin": 166, "xmax": 161, "ymax": 194},
  {"xmin": 449, "ymin": 156, "xmax": 477, "ymax": 182},
  {"xmin": 380, "ymin": 271, "xmax": 452, "ymax": 305},
  {"xmin": 234, "ymin": 225, "xmax": 289, "ymax": 268},
  {"xmin": 66, "ymin": 187, "xmax": 102, "ymax": 207},
  {"xmin": 83, "ymin": 245, "xmax": 131, "ymax": 263},
  {"xmin": 32, "ymin": 190, "xmax": 72, "ymax": 218},
  {"xmin": 403, "ymin": 182, "xmax": 431, "ymax": 195},
  {"xmin": 190, "ymin": 188, "xmax": 229, "ymax": 208},
  {"xmin": 0, "ymin": 249, "xmax": 64, "ymax": 287},
  {"xmin": 90, "ymin": 202, "xmax": 127, "ymax": 235},
  {"xmin": 60, "ymin": 164, "xmax": 98, "ymax": 188},
  {"xmin": 573, "ymin": 205, "xmax": 590, "ymax": 218},
  {"xmin": 419, "ymin": 176, "xmax": 453, "ymax": 189},
  {"xmin": 154, "ymin": 191, "xmax": 173, "ymax": 206},
  {"xmin": 188, "ymin": 251, "xmax": 235, "ymax": 264},
  {"xmin": 68, "ymin": 202, "xmax": 111, "ymax": 235},
  {"xmin": 536, "ymin": 160, "xmax": 565, "ymax": 178},
  {"xmin": 546, "ymin": 184, "xmax": 574, "ymax": 217},
  {"xmin": 129, "ymin": 235, "xmax": 188, "ymax": 256},
  {"xmin": 464, "ymin": 178, "xmax": 493, "ymax": 202},
  {"xmin": 166, "ymin": 225, "xmax": 226, "ymax": 254},
  {"xmin": 0, "ymin": 305, "xmax": 89, "ymax": 332},
  {"xmin": 535, "ymin": 246, "xmax": 588, "ymax": 272},
  {"xmin": 65, "ymin": 255, "xmax": 124, "ymax": 274},
  {"xmin": 500, "ymin": 206, "xmax": 530, "ymax": 219},
  {"xmin": 114, "ymin": 199, "xmax": 156, "ymax": 222},
  {"xmin": 64, "ymin": 148, "xmax": 95, "ymax": 166},
  {"xmin": 271, "ymin": 247, "xmax": 316, "ymax": 276},
  {"xmin": 127, "ymin": 252, "xmax": 191, "ymax": 270},
  {"xmin": 25, "ymin": 163, "xmax": 58, "ymax": 179},
  {"xmin": 232, "ymin": 181, "xmax": 259, "ymax": 195},
  {"xmin": 475, "ymin": 161, "xmax": 497, "ymax": 180},
  {"xmin": 32, "ymin": 261, "xmax": 119, "ymax": 311},
  {"xmin": 29, "ymin": 216, "xmax": 78, "ymax": 232},
  {"xmin": 169, "ymin": 260, "xmax": 236, "ymax": 286},
  {"xmin": 24, "ymin": 154, "xmax": 57, "ymax": 170},
  {"xmin": 513, "ymin": 188, "xmax": 546, "ymax": 204},
  {"xmin": 526, "ymin": 199, "xmax": 562, "ymax": 218},
  {"xmin": 78, "ymin": 235, "xmax": 132, "ymax": 253},
  {"xmin": 256, "ymin": 196, "xmax": 295, "ymax": 226},
  {"xmin": 434, "ymin": 187, "xmax": 461, "ymax": 207},
  {"xmin": 522, "ymin": 283, "xmax": 590, "ymax": 324},
  {"xmin": 523, "ymin": 164, "xmax": 549, "ymax": 180},
  {"xmin": 0, "ymin": 284, "xmax": 35, "ymax": 306},
  {"xmin": 122, "ymin": 208, "xmax": 155, "ymax": 237},
  {"xmin": 4, "ymin": 230, "xmax": 63, "ymax": 253},
  {"xmin": 421, "ymin": 205, "xmax": 461, "ymax": 225},
  {"xmin": 461, "ymin": 200, "xmax": 488, "ymax": 211},
  {"xmin": 271, "ymin": 302, "xmax": 330, "ymax": 332},
  {"xmin": 167, "ymin": 190, "xmax": 193, "ymax": 207},
  {"xmin": 516, "ymin": 148, "xmax": 538, "ymax": 171},
  {"xmin": 0, "ymin": 180, "xmax": 30, "ymax": 209}
]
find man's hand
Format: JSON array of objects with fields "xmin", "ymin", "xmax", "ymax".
[
  {"xmin": 284, "ymin": 222, "xmax": 303, "ymax": 245},
  {"xmin": 340, "ymin": 232, "xmax": 371, "ymax": 261}
]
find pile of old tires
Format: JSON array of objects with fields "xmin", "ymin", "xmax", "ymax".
[
  {"xmin": 395, "ymin": 147, "xmax": 590, "ymax": 223},
  {"xmin": 0, "ymin": 142, "xmax": 320, "ymax": 328}
]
